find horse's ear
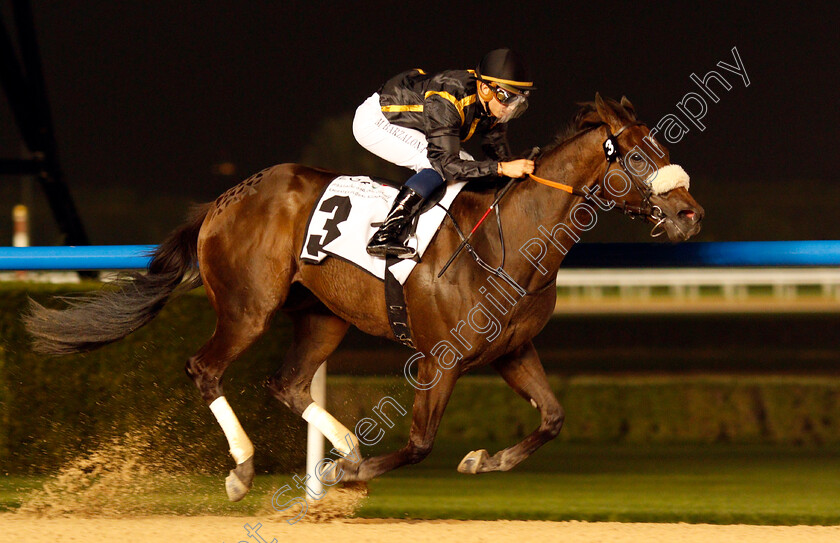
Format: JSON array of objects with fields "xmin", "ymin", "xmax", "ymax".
[
  {"xmin": 594, "ymin": 92, "xmax": 623, "ymax": 132},
  {"xmin": 620, "ymin": 95, "xmax": 637, "ymax": 118}
]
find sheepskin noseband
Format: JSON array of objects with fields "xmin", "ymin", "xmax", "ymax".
[{"xmin": 643, "ymin": 164, "xmax": 690, "ymax": 195}]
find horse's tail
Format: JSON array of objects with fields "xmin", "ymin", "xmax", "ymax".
[{"xmin": 24, "ymin": 204, "xmax": 212, "ymax": 355}]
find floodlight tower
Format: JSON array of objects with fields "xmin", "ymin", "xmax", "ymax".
[{"xmin": 0, "ymin": 0, "xmax": 88, "ymax": 246}]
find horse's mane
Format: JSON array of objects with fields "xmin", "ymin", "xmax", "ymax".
[{"xmin": 539, "ymin": 97, "xmax": 637, "ymax": 158}]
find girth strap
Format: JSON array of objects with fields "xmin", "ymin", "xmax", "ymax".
[{"xmin": 384, "ymin": 256, "xmax": 415, "ymax": 349}]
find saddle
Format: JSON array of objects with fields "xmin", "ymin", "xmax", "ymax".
[{"xmin": 300, "ymin": 175, "xmax": 468, "ymax": 348}]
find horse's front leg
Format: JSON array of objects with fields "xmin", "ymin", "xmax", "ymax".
[
  {"xmin": 337, "ymin": 358, "xmax": 460, "ymax": 481},
  {"xmin": 458, "ymin": 341, "xmax": 564, "ymax": 474}
]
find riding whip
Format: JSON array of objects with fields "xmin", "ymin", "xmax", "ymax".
[{"xmin": 438, "ymin": 147, "xmax": 540, "ymax": 278}]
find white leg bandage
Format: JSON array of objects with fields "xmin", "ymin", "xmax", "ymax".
[
  {"xmin": 645, "ymin": 164, "xmax": 690, "ymax": 194},
  {"xmin": 209, "ymin": 396, "xmax": 254, "ymax": 464},
  {"xmin": 302, "ymin": 403, "xmax": 360, "ymax": 456}
]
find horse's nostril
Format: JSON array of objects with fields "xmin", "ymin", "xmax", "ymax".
[{"xmin": 678, "ymin": 209, "xmax": 697, "ymax": 222}]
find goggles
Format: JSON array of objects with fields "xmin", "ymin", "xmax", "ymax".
[
  {"xmin": 491, "ymin": 85, "xmax": 530, "ymax": 123},
  {"xmin": 492, "ymin": 85, "xmax": 530, "ymax": 105}
]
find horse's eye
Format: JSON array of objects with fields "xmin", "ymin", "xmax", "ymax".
[{"xmin": 631, "ymin": 153, "xmax": 642, "ymax": 162}]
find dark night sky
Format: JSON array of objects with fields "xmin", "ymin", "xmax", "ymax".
[{"xmin": 1, "ymin": 2, "xmax": 838, "ymax": 242}]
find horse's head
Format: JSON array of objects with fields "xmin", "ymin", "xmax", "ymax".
[
  {"xmin": 543, "ymin": 93, "xmax": 704, "ymax": 242},
  {"xmin": 593, "ymin": 93, "xmax": 704, "ymax": 241}
]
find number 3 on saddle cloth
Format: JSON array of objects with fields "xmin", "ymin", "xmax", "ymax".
[{"xmin": 300, "ymin": 175, "xmax": 467, "ymax": 348}]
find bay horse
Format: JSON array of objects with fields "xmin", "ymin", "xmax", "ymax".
[{"xmin": 25, "ymin": 94, "xmax": 703, "ymax": 501}]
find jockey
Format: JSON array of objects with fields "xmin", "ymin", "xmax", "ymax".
[{"xmin": 353, "ymin": 48, "xmax": 536, "ymax": 258}]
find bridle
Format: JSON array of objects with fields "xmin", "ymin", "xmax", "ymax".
[{"xmin": 528, "ymin": 122, "xmax": 669, "ymax": 237}]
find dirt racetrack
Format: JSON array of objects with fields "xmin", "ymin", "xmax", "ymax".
[{"xmin": 2, "ymin": 516, "xmax": 839, "ymax": 543}]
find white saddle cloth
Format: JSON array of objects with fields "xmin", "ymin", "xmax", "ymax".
[{"xmin": 300, "ymin": 175, "xmax": 466, "ymax": 284}]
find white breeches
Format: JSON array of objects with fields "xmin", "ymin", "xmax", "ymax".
[{"xmin": 352, "ymin": 93, "xmax": 473, "ymax": 172}]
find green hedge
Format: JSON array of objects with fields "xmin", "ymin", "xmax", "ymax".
[
  {"xmin": 2, "ymin": 283, "xmax": 840, "ymax": 475},
  {"xmin": 327, "ymin": 375, "xmax": 840, "ymax": 455}
]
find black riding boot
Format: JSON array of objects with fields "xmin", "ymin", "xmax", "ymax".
[{"xmin": 367, "ymin": 186, "xmax": 425, "ymax": 258}]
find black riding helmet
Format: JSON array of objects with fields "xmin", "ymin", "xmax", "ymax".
[{"xmin": 475, "ymin": 48, "xmax": 535, "ymax": 93}]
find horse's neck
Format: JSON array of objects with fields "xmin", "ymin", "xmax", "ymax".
[{"xmin": 501, "ymin": 129, "xmax": 604, "ymax": 291}]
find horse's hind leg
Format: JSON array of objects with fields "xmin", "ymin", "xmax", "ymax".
[
  {"xmin": 186, "ymin": 312, "xmax": 272, "ymax": 501},
  {"xmin": 268, "ymin": 305, "xmax": 358, "ymax": 461},
  {"xmin": 458, "ymin": 341, "xmax": 565, "ymax": 474}
]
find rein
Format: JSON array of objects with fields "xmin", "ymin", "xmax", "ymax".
[
  {"xmin": 437, "ymin": 121, "xmax": 667, "ymax": 290},
  {"xmin": 530, "ymin": 122, "xmax": 667, "ymax": 231},
  {"xmin": 526, "ymin": 172, "xmax": 580, "ymax": 195},
  {"xmin": 436, "ymin": 202, "xmax": 557, "ymax": 297},
  {"xmin": 527, "ymin": 170, "xmax": 659, "ymax": 222}
]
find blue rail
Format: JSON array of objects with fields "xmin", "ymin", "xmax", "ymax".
[
  {"xmin": 1, "ymin": 241, "xmax": 839, "ymax": 271},
  {"xmin": 563, "ymin": 241, "xmax": 840, "ymax": 268},
  {"xmin": 0, "ymin": 245, "xmax": 156, "ymax": 270}
]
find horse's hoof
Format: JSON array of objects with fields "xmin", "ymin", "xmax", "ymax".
[
  {"xmin": 225, "ymin": 456, "xmax": 254, "ymax": 502},
  {"xmin": 332, "ymin": 454, "xmax": 363, "ymax": 482},
  {"xmin": 457, "ymin": 449, "xmax": 489, "ymax": 474}
]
